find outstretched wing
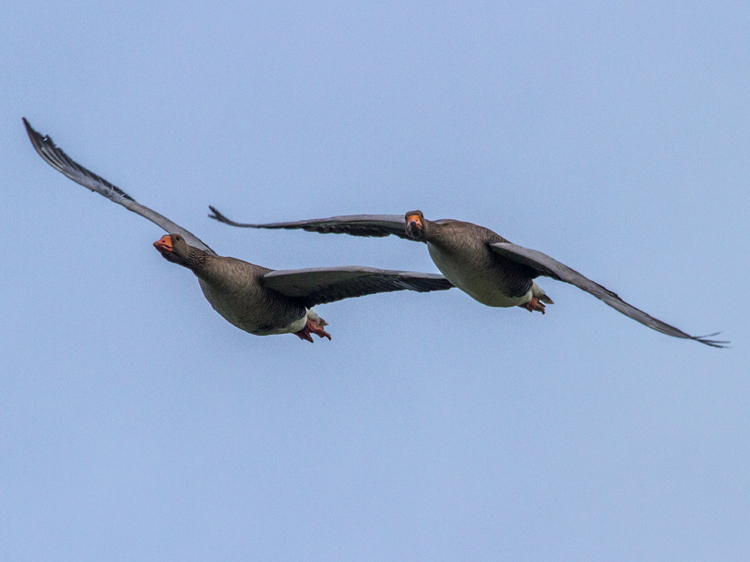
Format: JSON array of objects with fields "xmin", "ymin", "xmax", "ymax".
[
  {"xmin": 24, "ymin": 118, "xmax": 216, "ymax": 255},
  {"xmin": 490, "ymin": 242, "xmax": 727, "ymax": 347},
  {"xmin": 262, "ymin": 266, "xmax": 453, "ymax": 308},
  {"xmin": 209, "ymin": 206, "xmax": 409, "ymax": 239}
]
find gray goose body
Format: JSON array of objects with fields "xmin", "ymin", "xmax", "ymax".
[
  {"xmin": 421, "ymin": 219, "xmax": 538, "ymax": 307},
  {"xmin": 24, "ymin": 119, "xmax": 454, "ymax": 342},
  {"xmin": 188, "ymin": 254, "xmax": 306, "ymax": 336},
  {"xmin": 207, "ymin": 207, "xmax": 727, "ymax": 347}
]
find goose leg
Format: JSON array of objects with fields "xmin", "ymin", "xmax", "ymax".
[
  {"xmin": 521, "ymin": 296, "xmax": 546, "ymax": 314},
  {"xmin": 294, "ymin": 316, "xmax": 332, "ymax": 342}
]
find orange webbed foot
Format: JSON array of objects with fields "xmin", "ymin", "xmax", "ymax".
[
  {"xmin": 521, "ymin": 296, "xmax": 546, "ymax": 314},
  {"xmin": 293, "ymin": 316, "xmax": 332, "ymax": 342}
]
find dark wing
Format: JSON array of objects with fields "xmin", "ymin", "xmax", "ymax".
[
  {"xmin": 209, "ymin": 206, "xmax": 409, "ymax": 239},
  {"xmin": 24, "ymin": 118, "xmax": 216, "ymax": 255},
  {"xmin": 262, "ymin": 266, "xmax": 453, "ymax": 308},
  {"xmin": 490, "ymin": 242, "xmax": 728, "ymax": 348}
]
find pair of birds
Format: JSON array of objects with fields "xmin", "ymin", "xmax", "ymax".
[{"xmin": 24, "ymin": 119, "xmax": 727, "ymax": 347}]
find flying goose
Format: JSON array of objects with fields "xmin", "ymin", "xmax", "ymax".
[
  {"xmin": 23, "ymin": 119, "xmax": 453, "ymax": 342},
  {"xmin": 207, "ymin": 208, "xmax": 727, "ymax": 347}
]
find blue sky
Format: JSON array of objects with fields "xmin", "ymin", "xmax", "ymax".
[{"xmin": 2, "ymin": 2, "xmax": 748, "ymax": 560}]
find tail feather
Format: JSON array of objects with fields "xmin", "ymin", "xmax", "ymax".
[{"xmin": 531, "ymin": 282, "xmax": 554, "ymax": 304}]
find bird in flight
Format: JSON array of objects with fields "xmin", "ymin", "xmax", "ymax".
[
  {"xmin": 208, "ymin": 206, "xmax": 727, "ymax": 347},
  {"xmin": 23, "ymin": 118, "xmax": 454, "ymax": 342}
]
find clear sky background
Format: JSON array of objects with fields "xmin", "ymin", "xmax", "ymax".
[{"xmin": 2, "ymin": 2, "xmax": 748, "ymax": 560}]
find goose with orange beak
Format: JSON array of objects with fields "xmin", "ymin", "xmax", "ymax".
[
  {"xmin": 207, "ymin": 206, "xmax": 727, "ymax": 347},
  {"xmin": 23, "ymin": 119, "xmax": 454, "ymax": 342}
]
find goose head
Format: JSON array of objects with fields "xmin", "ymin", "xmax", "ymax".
[
  {"xmin": 405, "ymin": 210, "xmax": 427, "ymax": 241},
  {"xmin": 153, "ymin": 233, "xmax": 191, "ymax": 265}
]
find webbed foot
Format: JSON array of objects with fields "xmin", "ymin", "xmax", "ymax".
[
  {"xmin": 521, "ymin": 295, "xmax": 546, "ymax": 314},
  {"xmin": 294, "ymin": 316, "xmax": 332, "ymax": 342}
]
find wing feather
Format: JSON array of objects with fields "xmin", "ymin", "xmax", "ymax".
[
  {"xmin": 490, "ymin": 242, "xmax": 727, "ymax": 347},
  {"xmin": 24, "ymin": 118, "xmax": 215, "ymax": 255},
  {"xmin": 209, "ymin": 206, "xmax": 409, "ymax": 239},
  {"xmin": 262, "ymin": 266, "xmax": 453, "ymax": 308}
]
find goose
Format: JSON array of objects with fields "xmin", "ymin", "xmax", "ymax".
[
  {"xmin": 207, "ymin": 207, "xmax": 727, "ymax": 347},
  {"xmin": 23, "ymin": 119, "xmax": 454, "ymax": 342}
]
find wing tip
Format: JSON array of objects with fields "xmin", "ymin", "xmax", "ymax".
[
  {"xmin": 207, "ymin": 205, "xmax": 224, "ymax": 221},
  {"xmin": 22, "ymin": 117, "xmax": 49, "ymax": 152},
  {"xmin": 692, "ymin": 332, "xmax": 730, "ymax": 349},
  {"xmin": 208, "ymin": 205, "xmax": 253, "ymax": 227}
]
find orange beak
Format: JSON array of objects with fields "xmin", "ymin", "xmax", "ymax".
[
  {"xmin": 406, "ymin": 214, "xmax": 423, "ymax": 229},
  {"xmin": 153, "ymin": 234, "xmax": 173, "ymax": 253}
]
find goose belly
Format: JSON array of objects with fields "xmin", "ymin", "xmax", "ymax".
[
  {"xmin": 427, "ymin": 243, "xmax": 532, "ymax": 308},
  {"xmin": 198, "ymin": 279, "xmax": 306, "ymax": 335}
]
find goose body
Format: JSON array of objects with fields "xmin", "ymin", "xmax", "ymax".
[
  {"xmin": 24, "ymin": 119, "xmax": 454, "ymax": 342},
  {"xmin": 207, "ymin": 207, "xmax": 726, "ymax": 347},
  {"xmin": 420, "ymin": 219, "xmax": 544, "ymax": 308},
  {"xmin": 184, "ymin": 252, "xmax": 307, "ymax": 336}
]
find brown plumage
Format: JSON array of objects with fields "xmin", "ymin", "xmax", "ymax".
[
  {"xmin": 207, "ymin": 207, "xmax": 727, "ymax": 347},
  {"xmin": 24, "ymin": 118, "xmax": 454, "ymax": 342}
]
